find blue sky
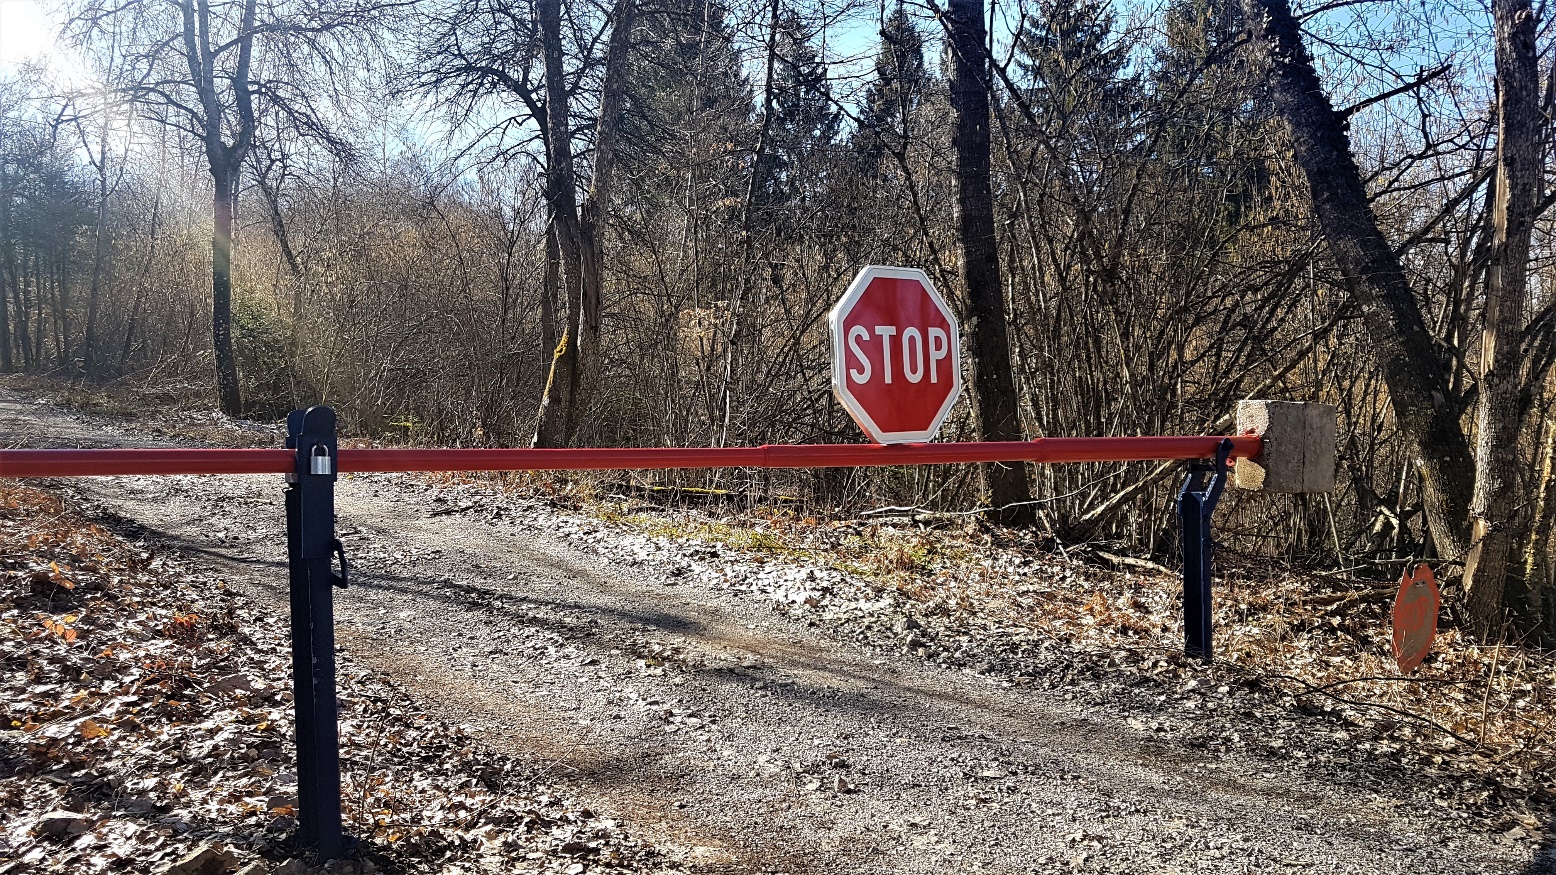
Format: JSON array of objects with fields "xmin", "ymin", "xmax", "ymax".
[{"xmin": 0, "ymin": 0, "xmax": 1499, "ymax": 99}]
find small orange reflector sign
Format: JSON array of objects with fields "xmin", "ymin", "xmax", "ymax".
[{"xmin": 1392, "ymin": 563, "xmax": 1439, "ymax": 673}]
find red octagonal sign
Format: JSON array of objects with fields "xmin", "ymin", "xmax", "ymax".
[{"xmin": 829, "ymin": 265, "xmax": 962, "ymax": 444}]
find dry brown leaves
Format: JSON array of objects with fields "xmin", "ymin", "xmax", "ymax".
[{"xmin": 0, "ymin": 483, "xmax": 675, "ymax": 875}]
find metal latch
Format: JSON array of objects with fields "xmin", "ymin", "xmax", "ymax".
[{"xmin": 330, "ymin": 538, "xmax": 348, "ymax": 589}]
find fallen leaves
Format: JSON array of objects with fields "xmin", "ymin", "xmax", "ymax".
[
  {"xmin": 36, "ymin": 810, "xmax": 96, "ymax": 838},
  {"xmin": 48, "ymin": 562, "xmax": 76, "ymax": 590},
  {"xmin": 163, "ymin": 845, "xmax": 239, "ymax": 875},
  {"xmin": 38, "ymin": 615, "xmax": 77, "ymax": 642},
  {"xmin": 163, "ymin": 613, "xmax": 204, "ymax": 647},
  {"xmin": 1, "ymin": 481, "xmax": 681, "ymax": 875}
]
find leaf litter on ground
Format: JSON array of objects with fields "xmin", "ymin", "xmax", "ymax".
[{"xmin": 0, "ymin": 482, "xmax": 681, "ymax": 875}]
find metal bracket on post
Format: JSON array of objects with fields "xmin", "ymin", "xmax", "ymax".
[
  {"xmin": 1178, "ymin": 438, "xmax": 1232, "ymax": 663},
  {"xmin": 285, "ymin": 407, "xmax": 347, "ymax": 860}
]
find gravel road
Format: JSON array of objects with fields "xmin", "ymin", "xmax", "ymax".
[{"xmin": 1, "ymin": 393, "xmax": 1547, "ymax": 875}]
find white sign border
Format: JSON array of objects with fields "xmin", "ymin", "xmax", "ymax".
[{"xmin": 828, "ymin": 265, "xmax": 963, "ymax": 444}]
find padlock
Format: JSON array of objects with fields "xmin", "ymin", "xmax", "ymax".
[{"xmin": 310, "ymin": 444, "xmax": 333, "ymax": 476}]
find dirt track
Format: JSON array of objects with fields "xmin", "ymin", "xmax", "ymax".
[{"xmin": 2, "ymin": 393, "xmax": 1546, "ymax": 874}]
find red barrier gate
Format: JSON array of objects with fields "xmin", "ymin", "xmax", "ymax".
[
  {"xmin": 0, "ymin": 407, "xmax": 1257, "ymax": 860},
  {"xmin": 0, "ymin": 435, "xmax": 1259, "ymax": 478}
]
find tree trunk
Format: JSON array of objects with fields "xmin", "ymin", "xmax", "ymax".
[
  {"xmin": 257, "ymin": 174, "xmax": 301, "ymax": 280},
  {"xmin": 573, "ymin": 0, "xmax": 635, "ymax": 444},
  {"xmin": 532, "ymin": 0, "xmax": 585, "ymax": 448},
  {"xmin": 534, "ymin": 248, "xmax": 585, "ymax": 448},
  {"xmin": 533, "ymin": 0, "xmax": 635, "ymax": 447},
  {"xmin": 540, "ymin": 212, "xmax": 560, "ymax": 397},
  {"xmin": 1522, "ymin": 415, "xmax": 1556, "ymax": 635},
  {"xmin": 1242, "ymin": 0, "xmax": 1475, "ymax": 559},
  {"xmin": 54, "ymin": 254, "xmax": 70, "ymax": 370},
  {"xmin": 945, "ymin": 0, "xmax": 1034, "ymax": 524},
  {"xmin": 721, "ymin": 0, "xmax": 783, "ymax": 447},
  {"xmin": 179, "ymin": 0, "xmax": 255, "ymax": 417},
  {"xmin": 256, "ymin": 171, "xmax": 302, "ymax": 320},
  {"xmin": 212, "ymin": 168, "xmax": 243, "ymax": 416},
  {"xmin": 12, "ymin": 255, "xmax": 31, "ymax": 371},
  {"xmin": 1464, "ymin": 0, "xmax": 1542, "ymax": 637},
  {"xmin": 85, "ymin": 139, "xmax": 110, "ymax": 381},
  {"xmin": 0, "ymin": 156, "xmax": 14, "ymax": 373},
  {"xmin": 0, "ymin": 257, "xmax": 10, "ymax": 373},
  {"xmin": 31, "ymin": 249, "xmax": 44, "ymax": 367},
  {"xmin": 118, "ymin": 289, "xmax": 143, "ymax": 371}
]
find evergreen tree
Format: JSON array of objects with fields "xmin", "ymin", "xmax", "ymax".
[
  {"xmin": 1014, "ymin": 0, "xmax": 1134, "ymax": 148},
  {"xmin": 853, "ymin": 1, "xmax": 925, "ymax": 173},
  {"xmin": 752, "ymin": 11, "xmax": 839, "ymax": 220},
  {"xmin": 611, "ymin": 0, "xmax": 754, "ymax": 421},
  {"xmin": 619, "ymin": 0, "xmax": 753, "ymax": 224},
  {"xmin": 1149, "ymin": 0, "xmax": 1271, "ymax": 224}
]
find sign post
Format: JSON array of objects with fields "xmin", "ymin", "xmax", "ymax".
[
  {"xmin": 1179, "ymin": 439, "xmax": 1232, "ymax": 661},
  {"xmin": 829, "ymin": 266, "xmax": 962, "ymax": 444}
]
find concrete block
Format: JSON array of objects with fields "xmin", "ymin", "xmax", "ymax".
[{"xmin": 1234, "ymin": 400, "xmax": 1336, "ymax": 493}]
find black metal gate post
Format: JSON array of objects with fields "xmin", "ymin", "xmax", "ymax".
[
  {"xmin": 1178, "ymin": 438, "xmax": 1232, "ymax": 662},
  {"xmin": 285, "ymin": 407, "xmax": 347, "ymax": 859}
]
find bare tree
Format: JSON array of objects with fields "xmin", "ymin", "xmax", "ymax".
[
  {"xmin": 64, "ymin": 81, "xmax": 134, "ymax": 381},
  {"xmin": 944, "ymin": 0, "xmax": 1035, "ymax": 523},
  {"xmin": 67, "ymin": 0, "xmax": 394, "ymax": 415},
  {"xmin": 531, "ymin": 0, "xmax": 637, "ymax": 447},
  {"xmin": 1239, "ymin": 0, "xmax": 1476, "ymax": 560},
  {"xmin": 1463, "ymin": 0, "xmax": 1543, "ymax": 636},
  {"xmin": 21, "ymin": 0, "xmax": 1556, "ymax": 616}
]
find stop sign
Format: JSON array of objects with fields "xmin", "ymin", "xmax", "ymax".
[{"xmin": 829, "ymin": 265, "xmax": 962, "ymax": 444}]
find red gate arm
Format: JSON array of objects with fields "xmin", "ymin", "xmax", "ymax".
[
  {"xmin": 0, "ymin": 448, "xmax": 295, "ymax": 477},
  {"xmin": 340, "ymin": 436, "xmax": 1260, "ymax": 472},
  {"xmin": 0, "ymin": 436, "xmax": 1259, "ymax": 478}
]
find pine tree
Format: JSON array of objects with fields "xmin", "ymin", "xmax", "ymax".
[
  {"xmin": 751, "ymin": 11, "xmax": 839, "ymax": 223},
  {"xmin": 1150, "ymin": 0, "xmax": 1271, "ymax": 224},
  {"xmin": 1015, "ymin": 0, "xmax": 1133, "ymax": 140},
  {"xmin": 853, "ymin": 1, "xmax": 925, "ymax": 174},
  {"xmin": 619, "ymin": 0, "xmax": 753, "ymax": 224}
]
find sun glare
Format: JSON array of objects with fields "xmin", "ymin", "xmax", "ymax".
[
  {"xmin": 0, "ymin": 1, "xmax": 54, "ymax": 65},
  {"xmin": 0, "ymin": 0, "xmax": 87, "ymax": 82}
]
